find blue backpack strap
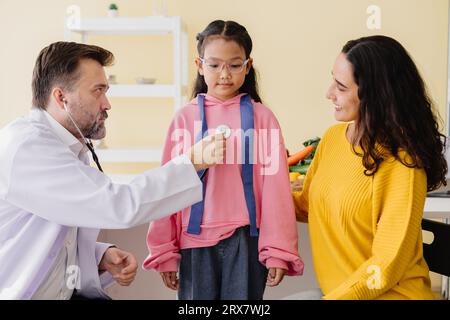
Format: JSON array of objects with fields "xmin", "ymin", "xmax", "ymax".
[
  {"xmin": 240, "ymin": 94, "xmax": 258, "ymax": 237},
  {"xmin": 187, "ymin": 94, "xmax": 258, "ymax": 237},
  {"xmin": 187, "ymin": 95, "xmax": 208, "ymax": 235}
]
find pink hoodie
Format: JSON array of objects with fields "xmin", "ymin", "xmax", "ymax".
[{"xmin": 143, "ymin": 94, "xmax": 303, "ymax": 276}]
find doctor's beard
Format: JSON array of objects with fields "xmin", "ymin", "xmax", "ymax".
[{"xmin": 84, "ymin": 110, "xmax": 108, "ymax": 140}]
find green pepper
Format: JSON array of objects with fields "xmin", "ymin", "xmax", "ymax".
[{"xmin": 289, "ymin": 164, "xmax": 310, "ymax": 174}]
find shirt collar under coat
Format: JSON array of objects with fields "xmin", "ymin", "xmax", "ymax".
[{"xmin": 30, "ymin": 108, "xmax": 87, "ymax": 158}]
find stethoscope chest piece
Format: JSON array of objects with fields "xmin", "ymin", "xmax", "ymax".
[{"xmin": 215, "ymin": 124, "xmax": 231, "ymax": 139}]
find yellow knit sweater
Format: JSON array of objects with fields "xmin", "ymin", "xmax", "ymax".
[{"xmin": 293, "ymin": 123, "xmax": 434, "ymax": 300}]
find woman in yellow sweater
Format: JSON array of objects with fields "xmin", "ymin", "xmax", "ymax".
[{"xmin": 293, "ymin": 35, "xmax": 448, "ymax": 300}]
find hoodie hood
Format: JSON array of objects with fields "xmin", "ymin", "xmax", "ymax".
[{"xmin": 190, "ymin": 93, "xmax": 248, "ymax": 108}]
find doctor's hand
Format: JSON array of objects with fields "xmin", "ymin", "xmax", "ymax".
[
  {"xmin": 160, "ymin": 271, "xmax": 179, "ymax": 290},
  {"xmin": 99, "ymin": 247, "xmax": 138, "ymax": 286},
  {"xmin": 187, "ymin": 133, "xmax": 226, "ymax": 172},
  {"xmin": 266, "ymin": 267, "xmax": 287, "ymax": 287}
]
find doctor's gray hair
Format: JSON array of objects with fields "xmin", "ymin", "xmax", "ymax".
[{"xmin": 31, "ymin": 41, "xmax": 114, "ymax": 109}]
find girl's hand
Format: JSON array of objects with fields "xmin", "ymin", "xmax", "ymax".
[
  {"xmin": 266, "ymin": 267, "xmax": 287, "ymax": 287},
  {"xmin": 160, "ymin": 271, "xmax": 179, "ymax": 290},
  {"xmin": 159, "ymin": 271, "xmax": 179, "ymax": 290}
]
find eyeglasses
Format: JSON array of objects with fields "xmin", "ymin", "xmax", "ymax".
[{"xmin": 199, "ymin": 58, "xmax": 249, "ymax": 74}]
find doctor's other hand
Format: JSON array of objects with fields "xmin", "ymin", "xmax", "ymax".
[
  {"xmin": 99, "ymin": 247, "xmax": 138, "ymax": 286},
  {"xmin": 187, "ymin": 133, "xmax": 226, "ymax": 172},
  {"xmin": 160, "ymin": 271, "xmax": 179, "ymax": 290},
  {"xmin": 266, "ymin": 267, "xmax": 287, "ymax": 287}
]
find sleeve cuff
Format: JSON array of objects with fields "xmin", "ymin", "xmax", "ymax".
[
  {"xmin": 99, "ymin": 269, "xmax": 115, "ymax": 289},
  {"xmin": 265, "ymin": 257, "xmax": 289, "ymax": 271},
  {"xmin": 95, "ymin": 242, "xmax": 115, "ymax": 265},
  {"xmin": 171, "ymin": 154, "xmax": 200, "ymax": 180},
  {"xmin": 153, "ymin": 258, "xmax": 180, "ymax": 273},
  {"xmin": 95, "ymin": 242, "xmax": 116, "ymax": 289}
]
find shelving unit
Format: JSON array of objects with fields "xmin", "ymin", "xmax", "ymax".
[
  {"xmin": 107, "ymin": 84, "xmax": 175, "ymax": 97},
  {"xmin": 64, "ymin": 16, "xmax": 188, "ymax": 183}
]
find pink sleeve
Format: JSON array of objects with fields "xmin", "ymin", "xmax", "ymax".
[
  {"xmin": 257, "ymin": 115, "xmax": 304, "ymax": 276},
  {"xmin": 143, "ymin": 214, "xmax": 181, "ymax": 272},
  {"xmin": 142, "ymin": 112, "xmax": 190, "ymax": 272}
]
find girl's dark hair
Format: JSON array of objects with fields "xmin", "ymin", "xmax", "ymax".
[
  {"xmin": 192, "ymin": 20, "xmax": 261, "ymax": 102},
  {"xmin": 342, "ymin": 35, "xmax": 447, "ymax": 191}
]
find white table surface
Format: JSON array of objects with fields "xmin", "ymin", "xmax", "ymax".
[{"xmin": 424, "ymin": 197, "xmax": 450, "ymax": 219}]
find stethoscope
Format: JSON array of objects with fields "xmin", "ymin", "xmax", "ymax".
[
  {"xmin": 215, "ymin": 124, "xmax": 232, "ymax": 139},
  {"xmin": 62, "ymin": 99, "xmax": 232, "ymax": 175},
  {"xmin": 63, "ymin": 100, "xmax": 104, "ymax": 172}
]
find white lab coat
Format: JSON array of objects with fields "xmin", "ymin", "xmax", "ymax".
[{"xmin": 0, "ymin": 108, "xmax": 202, "ymax": 299}]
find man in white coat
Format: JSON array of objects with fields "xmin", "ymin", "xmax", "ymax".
[{"xmin": 0, "ymin": 42, "xmax": 225, "ymax": 299}]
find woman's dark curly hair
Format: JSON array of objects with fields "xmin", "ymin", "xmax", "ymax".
[
  {"xmin": 342, "ymin": 35, "xmax": 447, "ymax": 191},
  {"xmin": 192, "ymin": 20, "xmax": 261, "ymax": 103}
]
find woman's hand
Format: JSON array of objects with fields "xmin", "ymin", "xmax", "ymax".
[{"xmin": 290, "ymin": 176, "xmax": 304, "ymax": 193}]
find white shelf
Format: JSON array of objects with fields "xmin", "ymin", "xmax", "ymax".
[
  {"xmin": 424, "ymin": 197, "xmax": 450, "ymax": 219},
  {"xmin": 93, "ymin": 148, "xmax": 162, "ymax": 163},
  {"xmin": 66, "ymin": 16, "xmax": 180, "ymax": 35},
  {"xmin": 66, "ymin": 16, "xmax": 187, "ymax": 165},
  {"xmin": 65, "ymin": 15, "xmax": 187, "ymax": 109},
  {"xmin": 107, "ymin": 84, "xmax": 175, "ymax": 97}
]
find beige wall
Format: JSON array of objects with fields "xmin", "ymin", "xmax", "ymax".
[
  {"xmin": 0, "ymin": 0, "xmax": 448, "ymax": 299},
  {"xmin": 1, "ymin": 0, "xmax": 448, "ymax": 149}
]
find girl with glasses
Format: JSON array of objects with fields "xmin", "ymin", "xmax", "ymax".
[{"xmin": 143, "ymin": 20, "xmax": 303, "ymax": 300}]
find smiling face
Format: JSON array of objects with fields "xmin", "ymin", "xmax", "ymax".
[
  {"xmin": 195, "ymin": 37, "xmax": 252, "ymax": 102},
  {"xmin": 326, "ymin": 53, "xmax": 360, "ymax": 123}
]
